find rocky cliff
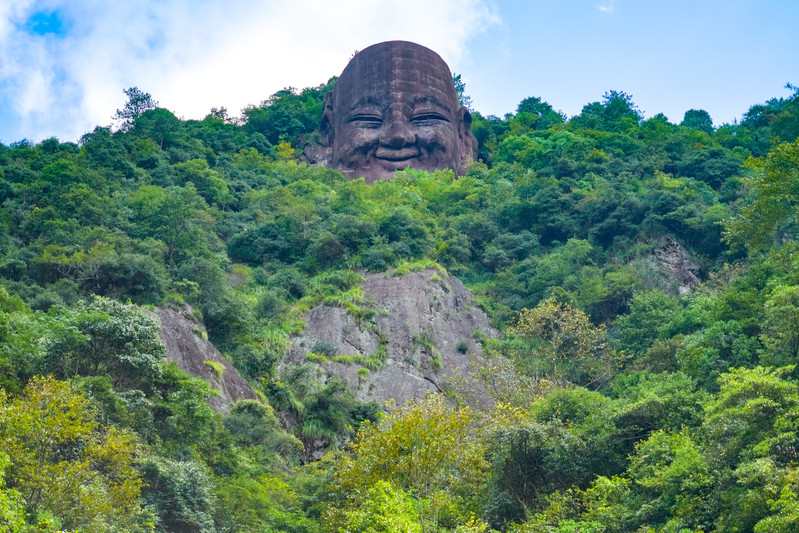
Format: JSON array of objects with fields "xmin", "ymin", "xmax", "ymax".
[
  {"xmin": 644, "ymin": 236, "xmax": 701, "ymax": 295},
  {"xmin": 284, "ymin": 268, "xmax": 495, "ymax": 406},
  {"xmin": 157, "ymin": 304, "xmax": 259, "ymax": 414}
]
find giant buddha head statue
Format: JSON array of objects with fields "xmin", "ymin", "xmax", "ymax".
[{"xmin": 320, "ymin": 41, "xmax": 477, "ymax": 184}]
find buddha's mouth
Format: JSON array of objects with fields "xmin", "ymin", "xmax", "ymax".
[{"xmin": 375, "ymin": 148, "xmax": 420, "ymax": 161}]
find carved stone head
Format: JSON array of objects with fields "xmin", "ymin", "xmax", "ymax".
[{"xmin": 321, "ymin": 41, "xmax": 477, "ymax": 184}]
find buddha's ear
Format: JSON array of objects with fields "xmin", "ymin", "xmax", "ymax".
[
  {"xmin": 458, "ymin": 105, "xmax": 472, "ymax": 133},
  {"xmin": 456, "ymin": 106, "xmax": 478, "ymax": 172},
  {"xmin": 320, "ymin": 90, "xmax": 335, "ymax": 146}
]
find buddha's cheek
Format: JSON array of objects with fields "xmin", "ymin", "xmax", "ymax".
[
  {"xmin": 414, "ymin": 126, "xmax": 457, "ymax": 166},
  {"xmin": 337, "ymin": 128, "xmax": 380, "ymax": 164}
]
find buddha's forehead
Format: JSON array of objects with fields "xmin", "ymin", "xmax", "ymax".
[{"xmin": 334, "ymin": 41, "xmax": 459, "ymax": 113}]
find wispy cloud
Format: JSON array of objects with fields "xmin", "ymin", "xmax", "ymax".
[
  {"xmin": 0, "ymin": 0, "xmax": 501, "ymax": 143},
  {"xmin": 596, "ymin": 0, "xmax": 618, "ymax": 13}
]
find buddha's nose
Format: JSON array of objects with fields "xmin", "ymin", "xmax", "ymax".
[{"xmin": 380, "ymin": 118, "xmax": 414, "ymax": 148}]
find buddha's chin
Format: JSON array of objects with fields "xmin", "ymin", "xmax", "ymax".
[
  {"xmin": 377, "ymin": 158, "xmax": 414, "ymax": 172},
  {"xmin": 336, "ymin": 154, "xmax": 454, "ymax": 183},
  {"xmin": 362, "ymin": 166, "xmax": 406, "ymax": 184},
  {"xmin": 342, "ymin": 161, "xmax": 411, "ymax": 184}
]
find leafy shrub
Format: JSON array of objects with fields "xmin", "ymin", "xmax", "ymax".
[{"xmin": 312, "ymin": 340, "xmax": 338, "ymax": 357}]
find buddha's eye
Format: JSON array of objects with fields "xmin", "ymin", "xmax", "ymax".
[
  {"xmin": 410, "ymin": 112, "xmax": 449, "ymax": 125},
  {"xmin": 348, "ymin": 114, "xmax": 383, "ymax": 128}
]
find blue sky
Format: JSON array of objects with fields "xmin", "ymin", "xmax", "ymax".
[{"xmin": 0, "ymin": 0, "xmax": 797, "ymax": 144}]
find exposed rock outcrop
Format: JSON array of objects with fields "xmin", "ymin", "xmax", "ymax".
[
  {"xmin": 285, "ymin": 268, "xmax": 496, "ymax": 406},
  {"xmin": 650, "ymin": 236, "xmax": 700, "ymax": 294},
  {"xmin": 156, "ymin": 304, "xmax": 258, "ymax": 414}
]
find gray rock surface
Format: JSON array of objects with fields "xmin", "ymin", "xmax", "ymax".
[
  {"xmin": 285, "ymin": 268, "xmax": 495, "ymax": 406},
  {"xmin": 650, "ymin": 236, "xmax": 700, "ymax": 294},
  {"xmin": 156, "ymin": 304, "xmax": 258, "ymax": 414}
]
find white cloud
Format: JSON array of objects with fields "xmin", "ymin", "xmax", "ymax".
[
  {"xmin": 0, "ymin": 0, "xmax": 500, "ymax": 142},
  {"xmin": 596, "ymin": 0, "xmax": 617, "ymax": 13}
]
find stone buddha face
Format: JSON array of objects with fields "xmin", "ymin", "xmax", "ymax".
[{"xmin": 321, "ymin": 41, "xmax": 477, "ymax": 184}]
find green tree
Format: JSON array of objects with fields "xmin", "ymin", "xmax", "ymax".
[
  {"xmin": 626, "ymin": 430, "xmax": 713, "ymax": 531},
  {"xmin": 754, "ymin": 468, "xmax": 799, "ymax": 533},
  {"xmin": 760, "ymin": 285, "xmax": 799, "ymax": 365},
  {"xmin": 133, "ymin": 108, "xmax": 183, "ymax": 150},
  {"xmin": 0, "ymin": 452, "xmax": 26, "ymax": 532},
  {"xmin": 242, "ymin": 81, "xmax": 333, "ymax": 146},
  {"xmin": 140, "ymin": 457, "xmax": 215, "ymax": 533},
  {"xmin": 326, "ymin": 395, "xmax": 487, "ymax": 532},
  {"xmin": 681, "ymin": 109, "xmax": 714, "ymax": 134},
  {"xmin": 601, "ymin": 90, "xmax": 642, "ymax": 126},
  {"xmin": 485, "ymin": 388, "xmax": 625, "ymax": 528},
  {"xmin": 724, "ymin": 139, "xmax": 799, "ymax": 253},
  {"xmin": 701, "ymin": 366, "xmax": 799, "ymax": 531},
  {"xmin": 676, "ymin": 319, "xmax": 761, "ymax": 390},
  {"xmin": 40, "ymin": 297, "xmax": 166, "ymax": 393},
  {"xmin": 516, "ymin": 97, "xmax": 564, "ymax": 130},
  {"xmin": 703, "ymin": 365, "xmax": 799, "ymax": 468},
  {"xmin": 453, "ymin": 73, "xmax": 473, "ymax": 110},
  {"xmin": 223, "ymin": 399, "xmax": 302, "ymax": 462},
  {"xmin": 570, "ymin": 90, "xmax": 641, "ymax": 132},
  {"xmin": 0, "ymin": 376, "xmax": 153, "ymax": 532},
  {"xmin": 510, "ymin": 297, "xmax": 619, "ymax": 387},
  {"xmin": 173, "ymin": 158, "xmax": 235, "ymax": 207},
  {"xmin": 115, "ymin": 87, "xmax": 158, "ymax": 126},
  {"xmin": 335, "ymin": 480, "xmax": 423, "ymax": 533},
  {"xmin": 127, "ymin": 184, "xmax": 217, "ymax": 266}
]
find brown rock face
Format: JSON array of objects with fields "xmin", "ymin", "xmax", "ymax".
[
  {"xmin": 285, "ymin": 269, "xmax": 495, "ymax": 406},
  {"xmin": 157, "ymin": 304, "xmax": 259, "ymax": 414},
  {"xmin": 320, "ymin": 41, "xmax": 477, "ymax": 184}
]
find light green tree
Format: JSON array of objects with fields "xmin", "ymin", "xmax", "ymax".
[
  {"xmin": 0, "ymin": 376, "xmax": 153, "ymax": 532},
  {"xmin": 755, "ymin": 468, "xmax": 799, "ymax": 533},
  {"xmin": 326, "ymin": 395, "xmax": 488, "ymax": 533},
  {"xmin": 510, "ymin": 297, "xmax": 620, "ymax": 387},
  {"xmin": 336, "ymin": 480, "xmax": 422, "ymax": 533},
  {"xmin": 0, "ymin": 452, "xmax": 26, "ymax": 532}
]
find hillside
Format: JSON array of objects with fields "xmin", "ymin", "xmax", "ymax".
[{"xmin": 0, "ymin": 82, "xmax": 799, "ymax": 532}]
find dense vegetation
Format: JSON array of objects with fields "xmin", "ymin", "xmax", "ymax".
[{"xmin": 0, "ymin": 78, "xmax": 798, "ymax": 532}]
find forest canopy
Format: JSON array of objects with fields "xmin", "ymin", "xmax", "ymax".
[{"xmin": 0, "ymin": 80, "xmax": 798, "ymax": 532}]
